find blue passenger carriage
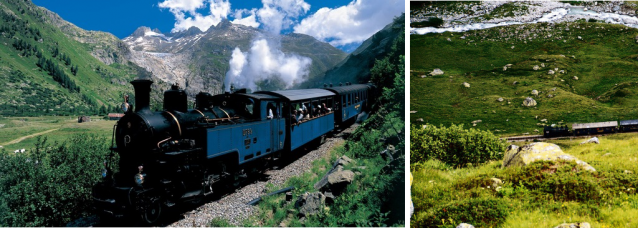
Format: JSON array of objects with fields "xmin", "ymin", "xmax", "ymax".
[
  {"xmin": 324, "ymin": 83, "xmax": 370, "ymax": 126},
  {"xmin": 257, "ymin": 89, "xmax": 336, "ymax": 151}
]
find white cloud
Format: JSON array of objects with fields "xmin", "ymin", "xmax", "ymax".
[
  {"xmin": 159, "ymin": 0, "xmax": 231, "ymax": 33},
  {"xmin": 257, "ymin": 0, "xmax": 310, "ymax": 34},
  {"xmin": 293, "ymin": 0, "xmax": 404, "ymax": 47},
  {"xmin": 158, "ymin": 0, "xmax": 206, "ymax": 14},
  {"xmin": 231, "ymin": 9, "xmax": 260, "ymax": 28}
]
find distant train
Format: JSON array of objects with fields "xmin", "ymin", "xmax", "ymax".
[
  {"xmin": 543, "ymin": 120, "xmax": 638, "ymax": 137},
  {"xmin": 92, "ymin": 79, "xmax": 376, "ymax": 224}
]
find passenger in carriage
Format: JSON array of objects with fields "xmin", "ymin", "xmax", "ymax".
[
  {"xmin": 322, "ymin": 103, "xmax": 330, "ymax": 113},
  {"xmin": 291, "ymin": 110, "xmax": 299, "ymax": 125},
  {"xmin": 297, "ymin": 108, "xmax": 304, "ymax": 122}
]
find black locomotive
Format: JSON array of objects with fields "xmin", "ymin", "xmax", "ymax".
[{"xmin": 92, "ymin": 79, "xmax": 375, "ymax": 223}]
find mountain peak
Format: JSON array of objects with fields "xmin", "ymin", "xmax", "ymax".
[
  {"xmin": 214, "ymin": 19, "xmax": 233, "ymax": 30},
  {"xmin": 132, "ymin": 26, "xmax": 152, "ymax": 37}
]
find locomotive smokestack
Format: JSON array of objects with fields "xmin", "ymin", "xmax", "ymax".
[{"xmin": 131, "ymin": 79, "xmax": 153, "ymax": 114}]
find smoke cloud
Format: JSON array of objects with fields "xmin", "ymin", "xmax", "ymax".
[
  {"xmin": 224, "ymin": 0, "xmax": 312, "ymax": 92},
  {"xmin": 224, "ymin": 38, "xmax": 312, "ymax": 92}
]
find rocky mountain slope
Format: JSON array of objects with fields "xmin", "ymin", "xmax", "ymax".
[
  {"xmin": 0, "ymin": 0, "xmax": 146, "ymax": 117},
  {"xmin": 123, "ymin": 20, "xmax": 347, "ymax": 96}
]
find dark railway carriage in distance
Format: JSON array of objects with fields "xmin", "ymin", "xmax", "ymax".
[
  {"xmin": 620, "ymin": 120, "xmax": 638, "ymax": 132},
  {"xmin": 543, "ymin": 125, "xmax": 569, "ymax": 138},
  {"xmin": 572, "ymin": 121, "xmax": 617, "ymax": 136},
  {"xmin": 324, "ymin": 83, "xmax": 371, "ymax": 126}
]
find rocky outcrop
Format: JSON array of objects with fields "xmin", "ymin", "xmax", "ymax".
[
  {"xmin": 580, "ymin": 137, "xmax": 600, "ymax": 145},
  {"xmin": 430, "ymin": 68, "xmax": 445, "ymax": 76},
  {"xmin": 502, "ymin": 143, "xmax": 596, "ymax": 172},
  {"xmin": 531, "ymin": 90, "xmax": 539, "ymax": 96},
  {"xmin": 456, "ymin": 223, "xmax": 475, "ymax": 228},
  {"xmin": 295, "ymin": 192, "xmax": 326, "ymax": 217},
  {"xmin": 523, "ymin": 97, "xmax": 537, "ymax": 107},
  {"xmin": 314, "ymin": 156, "xmax": 355, "ymax": 191}
]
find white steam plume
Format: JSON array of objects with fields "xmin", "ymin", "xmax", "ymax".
[{"xmin": 224, "ymin": 38, "xmax": 312, "ymax": 92}]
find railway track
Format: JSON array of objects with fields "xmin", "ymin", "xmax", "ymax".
[{"xmin": 503, "ymin": 132, "xmax": 623, "ymax": 142}]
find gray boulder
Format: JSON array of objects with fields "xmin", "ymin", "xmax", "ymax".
[
  {"xmin": 502, "ymin": 143, "xmax": 596, "ymax": 172},
  {"xmin": 554, "ymin": 222, "xmax": 591, "ymax": 228},
  {"xmin": 295, "ymin": 192, "xmax": 326, "ymax": 217},
  {"xmin": 523, "ymin": 97, "xmax": 537, "ymax": 107},
  {"xmin": 327, "ymin": 170, "xmax": 355, "ymax": 193},
  {"xmin": 430, "ymin": 68, "xmax": 444, "ymax": 76},
  {"xmin": 456, "ymin": 223, "xmax": 475, "ymax": 228},
  {"xmin": 580, "ymin": 137, "xmax": 600, "ymax": 145}
]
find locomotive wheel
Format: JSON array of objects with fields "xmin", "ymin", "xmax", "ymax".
[{"xmin": 141, "ymin": 198, "xmax": 163, "ymax": 224}]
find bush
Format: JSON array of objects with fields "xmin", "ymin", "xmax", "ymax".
[
  {"xmin": 410, "ymin": 124, "xmax": 507, "ymax": 167},
  {"xmin": 588, "ymin": 18, "xmax": 598, "ymax": 23},
  {"xmin": 413, "ymin": 198, "xmax": 509, "ymax": 228},
  {"xmin": 0, "ymin": 135, "xmax": 110, "ymax": 226}
]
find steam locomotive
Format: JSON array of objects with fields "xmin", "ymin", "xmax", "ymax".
[{"xmin": 92, "ymin": 79, "xmax": 375, "ymax": 223}]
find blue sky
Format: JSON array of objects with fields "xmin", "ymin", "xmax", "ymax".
[{"xmin": 32, "ymin": 0, "xmax": 404, "ymax": 52}]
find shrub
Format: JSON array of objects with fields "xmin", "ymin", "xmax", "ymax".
[
  {"xmin": 413, "ymin": 198, "xmax": 509, "ymax": 228},
  {"xmin": 0, "ymin": 135, "xmax": 110, "ymax": 226},
  {"xmin": 410, "ymin": 124, "xmax": 507, "ymax": 167},
  {"xmin": 588, "ymin": 18, "xmax": 598, "ymax": 23}
]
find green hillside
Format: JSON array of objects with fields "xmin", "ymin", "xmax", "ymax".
[
  {"xmin": 0, "ymin": 0, "xmax": 143, "ymax": 117},
  {"xmin": 300, "ymin": 14, "xmax": 405, "ymax": 88},
  {"xmin": 411, "ymin": 21, "xmax": 638, "ymax": 135}
]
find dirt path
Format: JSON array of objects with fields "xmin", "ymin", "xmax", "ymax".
[{"xmin": 2, "ymin": 128, "xmax": 59, "ymax": 146}]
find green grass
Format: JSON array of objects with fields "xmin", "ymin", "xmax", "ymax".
[
  {"xmin": 411, "ymin": 133, "xmax": 638, "ymax": 228},
  {"xmin": 411, "ymin": 22, "xmax": 638, "ymax": 135},
  {"xmin": 0, "ymin": 116, "xmax": 115, "ymax": 152}
]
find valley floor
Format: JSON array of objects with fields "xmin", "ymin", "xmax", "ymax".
[{"xmin": 0, "ymin": 116, "xmax": 114, "ymax": 153}]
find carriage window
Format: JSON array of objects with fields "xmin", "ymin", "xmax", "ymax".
[
  {"xmin": 342, "ymin": 95, "xmax": 346, "ymax": 107},
  {"xmin": 311, "ymin": 100, "xmax": 319, "ymax": 117},
  {"xmin": 326, "ymin": 98, "xmax": 333, "ymax": 112},
  {"xmin": 266, "ymin": 102, "xmax": 276, "ymax": 119},
  {"xmin": 347, "ymin": 94, "xmax": 351, "ymax": 105}
]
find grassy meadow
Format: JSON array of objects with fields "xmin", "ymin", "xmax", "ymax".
[
  {"xmin": 0, "ymin": 116, "xmax": 115, "ymax": 153},
  {"xmin": 412, "ymin": 130, "xmax": 638, "ymax": 227},
  {"xmin": 411, "ymin": 21, "xmax": 638, "ymax": 136}
]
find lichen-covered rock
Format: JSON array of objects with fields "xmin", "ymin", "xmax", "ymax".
[
  {"xmin": 295, "ymin": 192, "xmax": 326, "ymax": 217},
  {"xmin": 456, "ymin": 223, "xmax": 475, "ymax": 228},
  {"xmin": 580, "ymin": 137, "xmax": 599, "ymax": 145},
  {"xmin": 502, "ymin": 143, "xmax": 596, "ymax": 172},
  {"xmin": 497, "ymin": 97, "xmax": 504, "ymax": 102},
  {"xmin": 430, "ymin": 68, "xmax": 444, "ymax": 76},
  {"xmin": 531, "ymin": 90, "xmax": 539, "ymax": 96},
  {"xmin": 573, "ymin": 76, "xmax": 578, "ymax": 80},
  {"xmin": 548, "ymin": 70, "xmax": 555, "ymax": 75},
  {"xmin": 554, "ymin": 222, "xmax": 591, "ymax": 228},
  {"xmin": 462, "ymin": 82, "xmax": 470, "ymax": 88},
  {"xmin": 523, "ymin": 97, "xmax": 537, "ymax": 107},
  {"xmin": 533, "ymin": 65, "xmax": 540, "ymax": 70},
  {"xmin": 489, "ymin": 178, "xmax": 502, "ymax": 189}
]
